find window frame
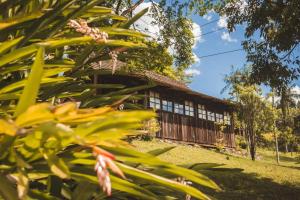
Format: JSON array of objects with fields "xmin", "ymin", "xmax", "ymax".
[
  {"xmin": 207, "ymin": 110, "xmax": 215, "ymax": 122},
  {"xmin": 224, "ymin": 111, "xmax": 231, "ymax": 125},
  {"xmin": 198, "ymin": 104, "xmax": 207, "ymax": 120},
  {"xmin": 174, "ymin": 103, "xmax": 184, "ymax": 115},
  {"xmin": 162, "ymin": 100, "xmax": 173, "ymax": 112},
  {"xmin": 216, "ymin": 113, "xmax": 224, "ymax": 123},
  {"xmin": 149, "ymin": 91, "xmax": 161, "ymax": 110},
  {"xmin": 184, "ymin": 101, "xmax": 194, "ymax": 117}
]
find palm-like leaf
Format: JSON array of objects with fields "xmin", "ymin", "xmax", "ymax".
[{"xmin": 0, "ymin": 1, "xmax": 218, "ymax": 199}]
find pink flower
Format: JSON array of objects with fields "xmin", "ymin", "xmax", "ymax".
[{"xmin": 92, "ymin": 146, "xmax": 125, "ymax": 196}]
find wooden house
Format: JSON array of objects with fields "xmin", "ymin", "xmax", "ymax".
[{"xmin": 91, "ymin": 61, "xmax": 235, "ymax": 148}]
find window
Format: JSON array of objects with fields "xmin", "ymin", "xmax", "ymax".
[
  {"xmin": 216, "ymin": 113, "xmax": 224, "ymax": 123},
  {"xmin": 224, "ymin": 112, "xmax": 231, "ymax": 125},
  {"xmin": 149, "ymin": 91, "xmax": 160, "ymax": 109},
  {"xmin": 174, "ymin": 103, "xmax": 184, "ymax": 114},
  {"xmin": 198, "ymin": 104, "xmax": 206, "ymax": 119},
  {"xmin": 185, "ymin": 101, "xmax": 194, "ymax": 116},
  {"xmin": 207, "ymin": 111, "xmax": 215, "ymax": 121},
  {"xmin": 162, "ymin": 100, "xmax": 173, "ymax": 112}
]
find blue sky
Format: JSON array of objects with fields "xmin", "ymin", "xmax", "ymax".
[
  {"xmin": 188, "ymin": 12, "xmax": 248, "ymax": 98},
  {"xmin": 134, "ymin": 2, "xmax": 300, "ymax": 100}
]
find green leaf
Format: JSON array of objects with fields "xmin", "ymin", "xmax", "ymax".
[
  {"xmin": 18, "ymin": 0, "xmax": 76, "ymax": 47},
  {"xmin": 15, "ymin": 47, "xmax": 45, "ymax": 116},
  {"xmin": 147, "ymin": 146, "xmax": 176, "ymax": 156},
  {"xmin": 0, "ymin": 45, "xmax": 38, "ymax": 68},
  {"xmin": 0, "ymin": 119, "xmax": 17, "ymax": 136},
  {"xmin": 48, "ymin": 0, "xmax": 103, "ymax": 37},
  {"xmin": 71, "ymin": 181, "xmax": 96, "ymax": 200},
  {"xmin": 42, "ymin": 150, "xmax": 70, "ymax": 179},
  {"xmin": 0, "ymin": 77, "xmax": 69, "ymax": 95},
  {"xmin": 110, "ymin": 175, "xmax": 158, "ymax": 200},
  {"xmin": 0, "ymin": 93, "xmax": 20, "ymax": 100},
  {"xmin": 0, "ymin": 12, "xmax": 43, "ymax": 31},
  {"xmin": 0, "ymin": 136, "xmax": 14, "ymax": 160},
  {"xmin": 28, "ymin": 190, "xmax": 58, "ymax": 200},
  {"xmin": 0, "ymin": 37, "xmax": 24, "ymax": 55},
  {"xmin": 65, "ymin": 5, "xmax": 112, "ymax": 16},
  {"xmin": 41, "ymin": 37, "xmax": 146, "ymax": 49},
  {"xmin": 101, "ymin": 27, "xmax": 147, "ymax": 38},
  {"xmin": 0, "ymin": 174, "xmax": 18, "ymax": 200},
  {"xmin": 121, "ymin": 8, "xmax": 149, "ymax": 29},
  {"xmin": 117, "ymin": 163, "xmax": 211, "ymax": 200},
  {"xmin": 70, "ymin": 170, "xmax": 158, "ymax": 200}
]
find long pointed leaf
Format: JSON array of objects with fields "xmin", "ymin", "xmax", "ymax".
[
  {"xmin": 14, "ymin": 47, "xmax": 44, "ymax": 116},
  {"xmin": 0, "ymin": 37, "xmax": 24, "ymax": 55},
  {"xmin": 117, "ymin": 163, "xmax": 210, "ymax": 200},
  {"xmin": 121, "ymin": 8, "xmax": 149, "ymax": 29}
]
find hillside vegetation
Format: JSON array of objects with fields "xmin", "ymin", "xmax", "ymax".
[{"xmin": 133, "ymin": 139, "xmax": 300, "ymax": 200}]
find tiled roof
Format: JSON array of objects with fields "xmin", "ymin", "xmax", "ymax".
[{"xmin": 90, "ymin": 60, "xmax": 233, "ymax": 106}]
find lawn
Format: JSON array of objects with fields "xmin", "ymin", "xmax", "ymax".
[{"xmin": 132, "ymin": 139, "xmax": 300, "ymax": 200}]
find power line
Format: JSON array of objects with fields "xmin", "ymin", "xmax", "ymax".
[
  {"xmin": 197, "ymin": 48, "xmax": 244, "ymax": 59},
  {"xmin": 199, "ymin": 18, "xmax": 220, "ymax": 27},
  {"xmin": 195, "ymin": 27, "xmax": 225, "ymax": 38}
]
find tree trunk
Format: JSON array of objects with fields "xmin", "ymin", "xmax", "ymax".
[
  {"xmin": 271, "ymin": 88, "xmax": 280, "ymax": 164},
  {"xmin": 248, "ymin": 127, "xmax": 256, "ymax": 161},
  {"xmin": 250, "ymin": 144, "xmax": 255, "ymax": 161},
  {"xmin": 285, "ymin": 142, "xmax": 289, "ymax": 153},
  {"xmin": 274, "ymin": 132, "xmax": 280, "ymax": 164}
]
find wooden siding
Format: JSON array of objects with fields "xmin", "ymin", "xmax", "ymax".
[{"xmin": 157, "ymin": 111, "xmax": 235, "ymax": 148}]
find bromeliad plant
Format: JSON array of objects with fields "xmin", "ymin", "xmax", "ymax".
[{"xmin": 0, "ymin": 1, "xmax": 219, "ymax": 199}]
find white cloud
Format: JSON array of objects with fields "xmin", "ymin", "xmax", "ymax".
[
  {"xmin": 221, "ymin": 32, "xmax": 237, "ymax": 43},
  {"xmin": 133, "ymin": 2, "xmax": 160, "ymax": 39},
  {"xmin": 217, "ymin": 16, "xmax": 228, "ymax": 28},
  {"xmin": 203, "ymin": 10, "xmax": 215, "ymax": 21},
  {"xmin": 193, "ymin": 53, "xmax": 200, "ymax": 63},
  {"xmin": 192, "ymin": 22, "xmax": 202, "ymax": 48},
  {"xmin": 292, "ymin": 85, "xmax": 300, "ymax": 94},
  {"xmin": 266, "ymin": 85, "xmax": 300, "ymax": 104},
  {"xmin": 185, "ymin": 68, "xmax": 201, "ymax": 76},
  {"xmin": 203, "ymin": 14, "xmax": 212, "ymax": 21},
  {"xmin": 291, "ymin": 85, "xmax": 300, "ymax": 103}
]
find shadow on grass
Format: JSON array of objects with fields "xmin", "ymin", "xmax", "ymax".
[
  {"xmin": 263, "ymin": 153, "xmax": 299, "ymax": 163},
  {"xmin": 188, "ymin": 163, "xmax": 300, "ymax": 200}
]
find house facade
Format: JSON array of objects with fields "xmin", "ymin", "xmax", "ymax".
[{"xmin": 92, "ymin": 61, "xmax": 235, "ymax": 148}]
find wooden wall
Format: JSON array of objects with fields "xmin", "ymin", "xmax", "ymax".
[{"xmin": 157, "ymin": 111, "xmax": 235, "ymax": 148}]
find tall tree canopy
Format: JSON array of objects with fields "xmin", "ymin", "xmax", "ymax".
[
  {"xmin": 219, "ymin": 0, "xmax": 300, "ymax": 88},
  {"xmin": 101, "ymin": 0, "xmax": 198, "ymax": 80}
]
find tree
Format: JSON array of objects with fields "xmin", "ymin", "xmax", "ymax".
[
  {"xmin": 100, "ymin": 0, "xmax": 199, "ymax": 81},
  {"xmin": 0, "ymin": 1, "xmax": 219, "ymax": 199},
  {"xmin": 219, "ymin": 0, "xmax": 300, "ymax": 87},
  {"xmin": 223, "ymin": 67, "xmax": 277, "ymax": 161}
]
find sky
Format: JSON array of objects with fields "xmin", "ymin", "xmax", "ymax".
[{"xmin": 133, "ymin": 2, "xmax": 300, "ymax": 100}]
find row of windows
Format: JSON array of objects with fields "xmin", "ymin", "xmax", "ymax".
[{"xmin": 149, "ymin": 91, "xmax": 231, "ymax": 125}]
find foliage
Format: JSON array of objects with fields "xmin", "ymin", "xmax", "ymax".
[
  {"xmin": 102, "ymin": 0, "xmax": 198, "ymax": 81},
  {"xmin": 218, "ymin": 0, "xmax": 300, "ymax": 88},
  {"xmin": 0, "ymin": 1, "xmax": 219, "ymax": 199},
  {"xmin": 235, "ymin": 135, "xmax": 247, "ymax": 150},
  {"xmin": 140, "ymin": 118, "xmax": 160, "ymax": 141},
  {"xmin": 223, "ymin": 67, "xmax": 278, "ymax": 160},
  {"xmin": 125, "ymin": 41, "xmax": 179, "ymax": 80}
]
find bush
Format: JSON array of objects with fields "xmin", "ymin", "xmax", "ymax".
[{"xmin": 235, "ymin": 135, "xmax": 248, "ymax": 150}]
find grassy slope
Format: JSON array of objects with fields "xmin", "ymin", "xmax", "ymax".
[{"xmin": 132, "ymin": 139, "xmax": 300, "ymax": 200}]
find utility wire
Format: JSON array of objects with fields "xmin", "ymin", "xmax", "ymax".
[
  {"xmin": 195, "ymin": 27, "xmax": 225, "ymax": 38},
  {"xmin": 197, "ymin": 48, "xmax": 244, "ymax": 59},
  {"xmin": 199, "ymin": 18, "xmax": 220, "ymax": 27}
]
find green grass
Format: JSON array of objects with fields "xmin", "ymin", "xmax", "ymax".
[{"xmin": 132, "ymin": 139, "xmax": 300, "ymax": 200}]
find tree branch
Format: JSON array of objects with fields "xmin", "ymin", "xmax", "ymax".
[{"xmin": 121, "ymin": 0, "xmax": 144, "ymax": 16}]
